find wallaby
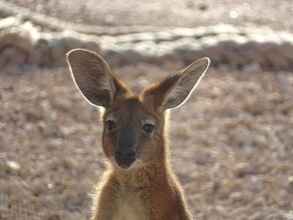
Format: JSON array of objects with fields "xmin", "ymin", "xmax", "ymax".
[{"xmin": 66, "ymin": 49, "xmax": 210, "ymax": 220}]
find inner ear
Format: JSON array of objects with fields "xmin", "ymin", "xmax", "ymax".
[
  {"xmin": 141, "ymin": 74, "xmax": 181, "ymax": 111},
  {"xmin": 142, "ymin": 57, "xmax": 210, "ymax": 111},
  {"xmin": 66, "ymin": 49, "xmax": 130, "ymax": 108}
]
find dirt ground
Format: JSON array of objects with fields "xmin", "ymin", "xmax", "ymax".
[
  {"xmin": 1, "ymin": 0, "xmax": 293, "ymax": 220},
  {"xmin": 1, "ymin": 62, "xmax": 293, "ymax": 220},
  {"xmin": 4, "ymin": 0, "xmax": 293, "ymax": 31}
]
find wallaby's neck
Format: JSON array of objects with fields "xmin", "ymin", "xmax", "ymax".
[{"xmin": 112, "ymin": 158, "xmax": 171, "ymax": 189}]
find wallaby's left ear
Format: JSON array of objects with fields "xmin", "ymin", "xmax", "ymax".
[{"xmin": 142, "ymin": 57, "xmax": 210, "ymax": 110}]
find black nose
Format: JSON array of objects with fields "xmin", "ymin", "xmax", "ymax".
[{"xmin": 115, "ymin": 150, "xmax": 136, "ymax": 168}]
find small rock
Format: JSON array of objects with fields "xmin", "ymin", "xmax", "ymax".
[
  {"xmin": 234, "ymin": 162, "xmax": 255, "ymax": 177},
  {"xmin": 6, "ymin": 160, "xmax": 20, "ymax": 171},
  {"xmin": 47, "ymin": 183, "xmax": 54, "ymax": 190},
  {"xmin": 198, "ymin": 3, "xmax": 208, "ymax": 11},
  {"xmin": 288, "ymin": 176, "xmax": 293, "ymax": 192}
]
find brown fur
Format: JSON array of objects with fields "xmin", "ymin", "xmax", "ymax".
[
  {"xmin": 91, "ymin": 97, "xmax": 192, "ymax": 220},
  {"xmin": 66, "ymin": 49, "xmax": 210, "ymax": 220}
]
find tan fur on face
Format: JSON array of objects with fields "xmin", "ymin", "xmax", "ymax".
[
  {"xmin": 102, "ymin": 96, "xmax": 167, "ymax": 168},
  {"xmin": 91, "ymin": 97, "xmax": 192, "ymax": 220}
]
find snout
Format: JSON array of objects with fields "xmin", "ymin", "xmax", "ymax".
[{"xmin": 115, "ymin": 149, "xmax": 136, "ymax": 168}]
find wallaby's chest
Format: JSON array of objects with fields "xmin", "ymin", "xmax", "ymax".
[{"xmin": 113, "ymin": 189, "xmax": 149, "ymax": 220}]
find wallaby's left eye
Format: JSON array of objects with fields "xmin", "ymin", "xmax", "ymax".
[
  {"xmin": 142, "ymin": 123, "xmax": 155, "ymax": 134},
  {"xmin": 105, "ymin": 119, "xmax": 116, "ymax": 131}
]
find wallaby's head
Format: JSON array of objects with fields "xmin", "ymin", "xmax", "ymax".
[{"xmin": 66, "ymin": 49, "xmax": 210, "ymax": 170}]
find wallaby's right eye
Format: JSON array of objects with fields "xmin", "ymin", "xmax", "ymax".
[
  {"xmin": 105, "ymin": 119, "xmax": 116, "ymax": 131},
  {"xmin": 142, "ymin": 123, "xmax": 155, "ymax": 134}
]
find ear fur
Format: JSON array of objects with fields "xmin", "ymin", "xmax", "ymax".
[
  {"xmin": 142, "ymin": 57, "xmax": 210, "ymax": 111},
  {"xmin": 66, "ymin": 49, "xmax": 129, "ymax": 108}
]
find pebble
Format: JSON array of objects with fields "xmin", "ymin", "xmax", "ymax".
[
  {"xmin": 234, "ymin": 162, "xmax": 255, "ymax": 178},
  {"xmin": 6, "ymin": 160, "xmax": 20, "ymax": 171}
]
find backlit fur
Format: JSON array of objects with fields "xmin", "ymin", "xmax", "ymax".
[
  {"xmin": 66, "ymin": 49, "xmax": 210, "ymax": 220},
  {"xmin": 90, "ymin": 94, "xmax": 192, "ymax": 220}
]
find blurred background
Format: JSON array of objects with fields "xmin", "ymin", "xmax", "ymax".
[{"xmin": 0, "ymin": 0, "xmax": 293, "ymax": 220}]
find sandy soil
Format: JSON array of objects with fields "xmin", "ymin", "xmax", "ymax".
[
  {"xmin": 1, "ymin": 62, "xmax": 293, "ymax": 220},
  {"xmin": 4, "ymin": 0, "xmax": 293, "ymax": 31},
  {"xmin": 1, "ymin": 0, "xmax": 293, "ymax": 219}
]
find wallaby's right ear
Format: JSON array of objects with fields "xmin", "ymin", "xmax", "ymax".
[{"xmin": 66, "ymin": 49, "xmax": 129, "ymax": 108}]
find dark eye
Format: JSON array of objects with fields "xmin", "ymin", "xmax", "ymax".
[
  {"xmin": 142, "ymin": 123, "xmax": 155, "ymax": 134},
  {"xmin": 105, "ymin": 120, "xmax": 116, "ymax": 131}
]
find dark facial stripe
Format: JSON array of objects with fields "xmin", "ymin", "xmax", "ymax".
[{"xmin": 117, "ymin": 126, "xmax": 137, "ymax": 151}]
